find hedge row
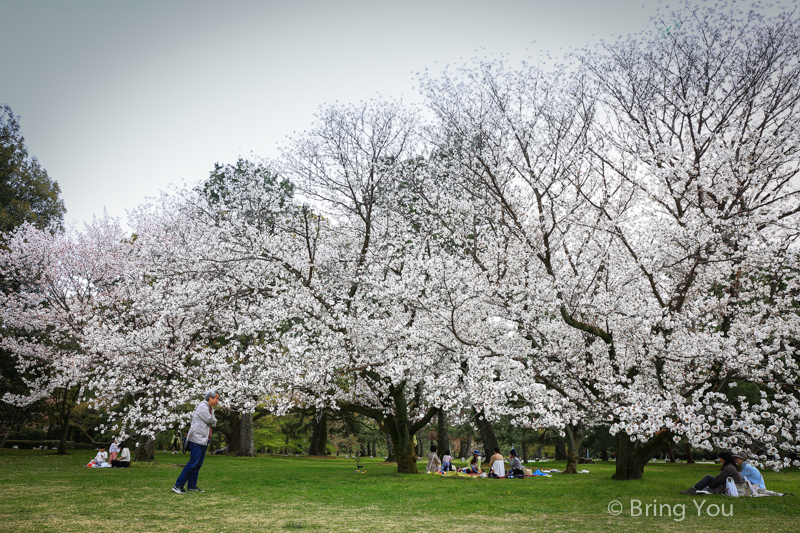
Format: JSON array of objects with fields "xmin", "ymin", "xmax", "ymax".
[{"xmin": 3, "ymin": 440, "xmax": 97, "ymax": 450}]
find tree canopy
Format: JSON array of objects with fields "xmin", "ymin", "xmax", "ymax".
[{"xmin": 0, "ymin": 105, "xmax": 65, "ymax": 234}]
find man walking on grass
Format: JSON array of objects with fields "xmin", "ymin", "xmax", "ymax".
[{"xmin": 172, "ymin": 390, "xmax": 219, "ymax": 494}]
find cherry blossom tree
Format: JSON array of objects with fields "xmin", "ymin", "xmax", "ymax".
[{"xmin": 418, "ymin": 0, "xmax": 800, "ymax": 478}]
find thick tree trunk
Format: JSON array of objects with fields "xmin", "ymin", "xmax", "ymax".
[
  {"xmin": 564, "ymin": 423, "xmax": 582, "ymax": 474},
  {"xmin": 309, "ymin": 411, "xmax": 328, "ymax": 456},
  {"xmin": 436, "ymin": 408, "xmax": 447, "ymax": 459},
  {"xmin": 473, "ymin": 408, "xmax": 498, "ymax": 455},
  {"xmin": 135, "ymin": 435, "xmax": 156, "ymax": 462},
  {"xmin": 613, "ymin": 431, "xmax": 670, "ymax": 480},
  {"xmin": 685, "ymin": 443, "xmax": 695, "ymax": 464},
  {"xmin": 237, "ymin": 411, "xmax": 255, "ymax": 457},
  {"xmin": 601, "ymin": 448, "xmax": 609, "ymax": 462},
  {"xmin": 217, "ymin": 410, "xmax": 241, "ymax": 455},
  {"xmin": 521, "ymin": 442, "xmax": 529, "ymax": 463}
]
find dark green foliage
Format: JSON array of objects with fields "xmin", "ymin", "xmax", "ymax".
[{"xmin": 0, "ymin": 105, "xmax": 65, "ymax": 234}]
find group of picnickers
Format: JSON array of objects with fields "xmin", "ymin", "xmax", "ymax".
[
  {"xmin": 425, "ymin": 445, "xmax": 527, "ymax": 478},
  {"xmin": 86, "ymin": 438, "xmax": 131, "ymax": 468}
]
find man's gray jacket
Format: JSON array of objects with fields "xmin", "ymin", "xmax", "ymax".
[{"xmin": 186, "ymin": 399, "xmax": 217, "ymax": 446}]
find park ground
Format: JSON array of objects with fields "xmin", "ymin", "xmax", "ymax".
[{"xmin": 0, "ymin": 449, "xmax": 798, "ymax": 532}]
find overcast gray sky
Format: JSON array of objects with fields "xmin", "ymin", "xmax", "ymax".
[{"xmin": 2, "ymin": 0, "xmax": 659, "ymax": 227}]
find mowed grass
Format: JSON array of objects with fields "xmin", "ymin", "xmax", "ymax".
[{"xmin": 0, "ymin": 449, "xmax": 798, "ymax": 532}]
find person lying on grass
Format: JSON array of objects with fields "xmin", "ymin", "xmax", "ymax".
[
  {"xmin": 734, "ymin": 451, "xmax": 766, "ymax": 490},
  {"xmin": 426, "ymin": 444, "xmax": 442, "ymax": 473},
  {"xmin": 680, "ymin": 451, "xmax": 743, "ymax": 495}
]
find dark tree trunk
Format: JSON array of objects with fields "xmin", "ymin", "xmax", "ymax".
[
  {"xmin": 666, "ymin": 445, "xmax": 676, "ymax": 463},
  {"xmin": 309, "ymin": 411, "xmax": 328, "ymax": 456},
  {"xmin": 57, "ymin": 395, "xmax": 73, "ymax": 455},
  {"xmin": 685, "ymin": 443, "xmax": 695, "ymax": 464},
  {"xmin": 555, "ymin": 438, "xmax": 567, "ymax": 461},
  {"xmin": 460, "ymin": 430, "xmax": 473, "ymax": 459},
  {"xmin": 359, "ymin": 442, "xmax": 367, "ymax": 457},
  {"xmin": 564, "ymin": 423, "xmax": 582, "ymax": 474},
  {"xmin": 601, "ymin": 448, "xmax": 609, "ymax": 462},
  {"xmin": 237, "ymin": 411, "xmax": 255, "ymax": 457},
  {"xmin": 613, "ymin": 431, "xmax": 670, "ymax": 480},
  {"xmin": 135, "ymin": 435, "xmax": 155, "ymax": 462},
  {"xmin": 436, "ymin": 408, "xmax": 447, "ymax": 459},
  {"xmin": 217, "ymin": 410, "xmax": 241, "ymax": 456},
  {"xmin": 521, "ymin": 442, "xmax": 529, "ymax": 463},
  {"xmin": 474, "ymin": 408, "xmax": 498, "ymax": 456}
]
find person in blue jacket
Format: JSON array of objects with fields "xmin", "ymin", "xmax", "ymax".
[{"xmin": 733, "ymin": 451, "xmax": 766, "ymax": 489}]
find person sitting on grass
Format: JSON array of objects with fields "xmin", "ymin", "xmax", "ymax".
[
  {"xmin": 733, "ymin": 451, "xmax": 766, "ymax": 489},
  {"xmin": 508, "ymin": 449, "xmax": 524, "ymax": 478},
  {"xmin": 461, "ymin": 450, "xmax": 482, "ymax": 474},
  {"xmin": 93, "ymin": 447, "xmax": 108, "ymax": 467},
  {"xmin": 442, "ymin": 449, "xmax": 453, "ymax": 472},
  {"xmin": 109, "ymin": 438, "xmax": 120, "ymax": 462},
  {"xmin": 680, "ymin": 451, "xmax": 743, "ymax": 494},
  {"xmin": 111, "ymin": 442, "xmax": 131, "ymax": 468},
  {"xmin": 426, "ymin": 444, "xmax": 442, "ymax": 473},
  {"xmin": 488, "ymin": 447, "xmax": 505, "ymax": 478}
]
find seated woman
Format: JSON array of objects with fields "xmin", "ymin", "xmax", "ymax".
[
  {"xmin": 680, "ymin": 451, "xmax": 743, "ymax": 494},
  {"xmin": 733, "ymin": 451, "xmax": 766, "ymax": 489},
  {"xmin": 426, "ymin": 444, "xmax": 442, "ymax": 473},
  {"xmin": 508, "ymin": 449, "xmax": 525, "ymax": 478},
  {"xmin": 488, "ymin": 447, "xmax": 505, "ymax": 478},
  {"xmin": 111, "ymin": 443, "xmax": 131, "ymax": 468}
]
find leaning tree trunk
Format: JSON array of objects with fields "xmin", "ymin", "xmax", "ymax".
[
  {"xmin": 613, "ymin": 431, "xmax": 671, "ymax": 480},
  {"xmin": 564, "ymin": 422, "xmax": 582, "ymax": 474},
  {"xmin": 237, "ymin": 411, "xmax": 255, "ymax": 457},
  {"xmin": 309, "ymin": 411, "xmax": 328, "ymax": 456},
  {"xmin": 436, "ymin": 408, "xmax": 447, "ymax": 459}
]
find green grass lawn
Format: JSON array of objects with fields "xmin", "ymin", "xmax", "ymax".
[{"xmin": 0, "ymin": 449, "xmax": 798, "ymax": 532}]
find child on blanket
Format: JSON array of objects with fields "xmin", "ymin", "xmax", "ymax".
[
  {"xmin": 461, "ymin": 450, "xmax": 482, "ymax": 474},
  {"xmin": 442, "ymin": 449, "xmax": 454, "ymax": 472}
]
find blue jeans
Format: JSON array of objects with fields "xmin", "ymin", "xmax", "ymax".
[
  {"xmin": 694, "ymin": 475, "xmax": 715, "ymax": 490},
  {"xmin": 175, "ymin": 441, "xmax": 207, "ymax": 488}
]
